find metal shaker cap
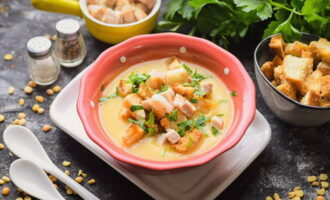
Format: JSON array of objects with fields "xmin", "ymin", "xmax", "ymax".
[
  {"xmin": 26, "ymin": 36, "xmax": 52, "ymax": 57},
  {"xmin": 56, "ymin": 19, "xmax": 80, "ymax": 38}
]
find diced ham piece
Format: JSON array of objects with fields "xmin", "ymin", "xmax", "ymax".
[
  {"xmin": 165, "ymin": 129, "xmax": 181, "ymax": 144},
  {"xmin": 173, "ymin": 94, "xmax": 196, "ymax": 117},
  {"xmin": 200, "ymin": 81, "xmax": 213, "ymax": 96},
  {"xmin": 131, "ymin": 109, "xmax": 146, "ymax": 120},
  {"xmin": 142, "ymin": 99, "xmax": 152, "ymax": 111},
  {"xmin": 167, "ymin": 57, "xmax": 183, "ymax": 70},
  {"xmin": 159, "ymin": 87, "xmax": 175, "ymax": 103},
  {"xmin": 211, "ymin": 116, "xmax": 224, "ymax": 130},
  {"xmin": 157, "ymin": 134, "xmax": 167, "ymax": 145},
  {"xmin": 150, "ymin": 94, "xmax": 174, "ymax": 118},
  {"xmin": 122, "ymin": 124, "xmax": 144, "ymax": 147}
]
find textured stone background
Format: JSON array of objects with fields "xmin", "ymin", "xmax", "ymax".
[{"xmin": 0, "ymin": 0, "xmax": 329, "ymax": 200}]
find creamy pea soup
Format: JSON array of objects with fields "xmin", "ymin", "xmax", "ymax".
[{"xmin": 99, "ymin": 57, "xmax": 234, "ymax": 161}]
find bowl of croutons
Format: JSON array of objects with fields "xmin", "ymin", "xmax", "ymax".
[{"xmin": 254, "ymin": 33, "xmax": 330, "ymax": 127}]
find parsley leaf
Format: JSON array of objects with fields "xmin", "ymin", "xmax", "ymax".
[
  {"xmin": 158, "ymin": 84, "xmax": 169, "ymax": 93},
  {"xmin": 99, "ymin": 87, "xmax": 119, "ymax": 103},
  {"xmin": 127, "ymin": 72, "xmax": 150, "ymax": 93},
  {"xmin": 144, "ymin": 111, "xmax": 155, "ymax": 127},
  {"xmin": 130, "ymin": 105, "xmax": 144, "ymax": 112},
  {"xmin": 230, "ymin": 90, "xmax": 237, "ymax": 97},
  {"xmin": 128, "ymin": 118, "xmax": 148, "ymax": 132},
  {"xmin": 166, "ymin": 110, "xmax": 179, "ymax": 122},
  {"xmin": 182, "ymin": 64, "xmax": 210, "ymax": 97},
  {"xmin": 234, "ymin": 0, "xmax": 273, "ymax": 21},
  {"xmin": 190, "ymin": 98, "xmax": 198, "ymax": 104},
  {"xmin": 211, "ymin": 126, "xmax": 220, "ymax": 136}
]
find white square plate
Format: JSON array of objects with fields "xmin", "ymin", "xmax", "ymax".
[{"xmin": 50, "ymin": 67, "xmax": 271, "ymax": 200}]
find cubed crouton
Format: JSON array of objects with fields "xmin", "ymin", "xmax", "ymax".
[
  {"xmin": 276, "ymin": 83, "xmax": 297, "ymax": 100},
  {"xmin": 172, "ymin": 84, "xmax": 195, "ymax": 99},
  {"xmin": 261, "ymin": 61, "xmax": 274, "ymax": 80},
  {"xmin": 166, "ymin": 68, "xmax": 189, "ymax": 85},
  {"xmin": 142, "ymin": 99, "xmax": 152, "ymax": 111},
  {"xmin": 272, "ymin": 55, "xmax": 283, "ymax": 67},
  {"xmin": 301, "ymin": 50, "xmax": 314, "ymax": 59},
  {"xmin": 269, "ymin": 35, "xmax": 285, "ymax": 58},
  {"xmin": 271, "ymin": 80, "xmax": 278, "ymax": 86},
  {"xmin": 138, "ymin": 0, "xmax": 155, "ymax": 9},
  {"xmin": 134, "ymin": 8, "xmax": 148, "ymax": 20},
  {"xmin": 122, "ymin": 93, "xmax": 143, "ymax": 109},
  {"xmin": 137, "ymin": 83, "xmax": 154, "ymax": 99},
  {"xmin": 150, "ymin": 94, "xmax": 174, "ymax": 118},
  {"xmin": 101, "ymin": 9, "xmax": 123, "ymax": 24},
  {"xmin": 120, "ymin": 107, "xmax": 131, "ymax": 120},
  {"xmin": 304, "ymin": 70, "xmax": 322, "ymax": 93},
  {"xmin": 87, "ymin": 5, "xmax": 105, "ymax": 21},
  {"xmin": 104, "ymin": 0, "xmax": 118, "ymax": 7},
  {"xmin": 167, "ymin": 57, "xmax": 183, "ymax": 70},
  {"xmin": 320, "ymin": 98, "xmax": 330, "ymax": 107},
  {"xmin": 317, "ymin": 62, "xmax": 330, "ymax": 76},
  {"xmin": 274, "ymin": 65, "xmax": 286, "ymax": 85},
  {"xmin": 135, "ymin": 2, "xmax": 148, "ymax": 12},
  {"xmin": 173, "ymin": 129, "xmax": 203, "ymax": 153},
  {"xmin": 121, "ymin": 6, "xmax": 136, "ymax": 23},
  {"xmin": 118, "ymin": 80, "xmax": 133, "ymax": 97},
  {"xmin": 146, "ymin": 76, "xmax": 164, "ymax": 90},
  {"xmin": 300, "ymin": 90, "xmax": 321, "ymax": 106},
  {"xmin": 284, "ymin": 41, "xmax": 309, "ymax": 57},
  {"xmin": 320, "ymin": 75, "xmax": 330, "ymax": 99},
  {"xmin": 122, "ymin": 124, "xmax": 144, "ymax": 147},
  {"xmin": 283, "ymin": 55, "xmax": 313, "ymax": 94},
  {"xmin": 116, "ymin": 0, "xmax": 132, "ymax": 10},
  {"xmin": 310, "ymin": 38, "xmax": 330, "ymax": 63},
  {"xmin": 194, "ymin": 97, "xmax": 212, "ymax": 113},
  {"xmin": 159, "ymin": 86, "xmax": 175, "ymax": 102}
]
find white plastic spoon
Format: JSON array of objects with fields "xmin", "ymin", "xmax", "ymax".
[
  {"xmin": 10, "ymin": 159, "xmax": 65, "ymax": 200},
  {"xmin": 3, "ymin": 125, "xmax": 100, "ymax": 200}
]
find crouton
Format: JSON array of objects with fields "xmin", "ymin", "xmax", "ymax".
[
  {"xmin": 135, "ymin": 2, "xmax": 148, "ymax": 12},
  {"xmin": 272, "ymin": 55, "xmax": 283, "ymax": 67},
  {"xmin": 131, "ymin": 109, "xmax": 146, "ymax": 120},
  {"xmin": 159, "ymin": 87, "xmax": 175, "ymax": 103},
  {"xmin": 194, "ymin": 97, "xmax": 212, "ymax": 113},
  {"xmin": 210, "ymin": 116, "xmax": 224, "ymax": 130},
  {"xmin": 283, "ymin": 55, "xmax": 313, "ymax": 94},
  {"xmin": 142, "ymin": 99, "xmax": 152, "ymax": 111},
  {"xmin": 304, "ymin": 70, "xmax": 322, "ymax": 93},
  {"xmin": 146, "ymin": 76, "xmax": 164, "ymax": 90},
  {"xmin": 261, "ymin": 61, "xmax": 274, "ymax": 80},
  {"xmin": 120, "ymin": 107, "xmax": 131, "ymax": 120},
  {"xmin": 104, "ymin": 0, "xmax": 118, "ymax": 7},
  {"xmin": 173, "ymin": 129, "xmax": 203, "ymax": 153},
  {"xmin": 172, "ymin": 84, "xmax": 195, "ymax": 99},
  {"xmin": 310, "ymin": 38, "xmax": 330, "ymax": 63},
  {"xmin": 271, "ymin": 80, "xmax": 278, "ymax": 86},
  {"xmin": 269, "ymin": 35, "xmax": 285, "ymax": 58},
  {"xmin": 87, "ymin": 5, "xmax": 105, "ymax": 21},
  {"xmin": 284, "ymin": 41, "xmax": 309, "ymax": 57},
  {"xmin": 320, "ymin": 98, "xmax": 330, "ymax": 107},
  {"xmin": 300, "ymin": 90, "xmax": 321, "ymax": 106},
  {"xmin": 118, "ymin": 80, "xmax": 133, "ymax": 97},
  {"xmin": 121, "ymin": 6, "xmax": 136, "ymax": 23},
  {"xmin": 167, "ymin": 57, "xmax": 183, "ymax": 70},
  {"xmin": 317, "ymin": 62, "xmax": 330, "ymax": 76},
  {"xmin": 138, "ymin": 0, "xmax": 155, "ymax": 9},
  {"xmin": 166, "ymin": 68, "xmax": 189, "ymax": 85},
  {"xmin": 122, "ymin": 93, "xmax": 143, "ymax": 109},
  {"xmin": 122, "ymin": 124, "xmax": 145, "ymax": 147},
  {"xmin": 116, "ymin": 0, "xmax": 132, "ymax": 10},
  {"xmin": 274, "ymin": 65, "xmax": 286, "ymax": 85},
  {"xmin": 301, "ymin": 50, "xmax": 314, "ymax": 59},
  {"xmin": 134, "ymin": 8, "xmax": 148, "ymax": 20},
  {"xmin": 320, "ymin": 75, "xmax": 330, "ymax": 99},
  {"xmin": 137, "ymin": 83, "xmax": 154, "ymax": 99},
  {"xmin": 101, "ymin": 8, "xmax": 123, "ymax": 24},
  {"xmin": 276, "ymin": 83, "xmax": 297, "ymax": 100}
]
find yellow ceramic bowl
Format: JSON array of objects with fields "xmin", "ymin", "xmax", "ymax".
[{"xmin": 31, "ymin": 0, "xmax": 161, "ymax": 44}]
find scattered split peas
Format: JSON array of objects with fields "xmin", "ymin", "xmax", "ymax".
[
  {"xmin": 62, "ymin": 161, "xmax": 71, "ymax": 167},
  {"xmin": 42, "ymin": 125, "xmax": 52, "ymax": 132},
  {"xmin": 18, "ymin": 98, "xmax": 25, "ymax": 106},
  {"xmin": 0, "ymin": 114, "xmax": 5, "ymax": 122},
  {"xmin": 53, "ymin": 85, "xmax": 61, "ymax": 93},
  {"xmin": 35, "ymin": 95, "xmax": 44, "ymax": 103},
  {"xmin": 24, "ymin": 86, "xmax": 33, "ymax": 94},
  {"xmin": 46, "ymin": 89, "xmax": 54, "ymax": 95},
  {"xmin": 8, "ymin": 86, "xmax": 15, "ymax": 95},
  {"xmin": 28, "ymin": 81, "xmax": 37, "ymax": 88},
  {"xmin": 2, "ymin": 187, "xmax": 10, "ymax": 196}
]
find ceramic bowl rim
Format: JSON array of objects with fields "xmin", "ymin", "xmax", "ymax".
[
  {"xmin": 254, "ymin": 32, "xmax": 330, "ymax": 110},
  {"xmin": 77, "ymin": 33, "xmax": 256, "ymax": 170}
]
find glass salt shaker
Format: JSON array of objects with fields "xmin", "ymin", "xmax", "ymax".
[
  {"xmin": 27, "ymin": 36, "xmax": 60, "ymax": 86},
  {"xmin": 54, "ymin": 18, "xmax": 86, "ymax": 68}
]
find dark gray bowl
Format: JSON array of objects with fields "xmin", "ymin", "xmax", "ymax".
[{"xmin": 254, "ymin": 33, "xmax": 330, "ymax": 127}]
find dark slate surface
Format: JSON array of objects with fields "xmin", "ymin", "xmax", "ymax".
[{"xmin": 0, "ymin": 1, "xmax": 329, "ymax": 200}]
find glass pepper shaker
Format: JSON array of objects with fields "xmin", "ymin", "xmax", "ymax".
[
  {"xmin": 27, "ymin": 36, "xmax": 60, "ymax": 86},
  {"xmin": 54, "ymin": 18, "xmax": 86, "ymax": 68}
]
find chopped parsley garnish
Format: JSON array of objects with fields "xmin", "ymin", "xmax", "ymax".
[
  {"xmin": 99, "ymin": 87, "xmax": 119, "ymax": 104},
  {"xmin": 166, "ymin": 110, "xmax": 178, "ymax": 122},
  {"xmin": 130, "ymin": 105, "xmax": 144, "ymax": 112},
  {"xmin": 158, "ymin": 84, "xmax": 169, "ymax": 93},
  {"xmin": 190, "ymin": 98, "xmax": 198, "ymax": 104},
  {"xmin": 218, "ymin": 99, "xmax": 228, "ymax": 104},
  {"xmin": 128, "ymin": 118, "xmax": 147, "ymax": 132},
  {"xmin": 144, "ymin": 111, "xmax": 158, "ymax": 136},
  {"xmin": 176, "ymin": 115, "xmax": 210, "ymax": 136},
  {"xmin": 127, "ymin": 72, "xmax": 150, "ymax": 93},
  {"xmin": 217, "ymin": 114, "xmax": 224, "ymax": 117},
  {"xmin": 100, "ymin": 85, "xmax": 105, "ymax": 91},
  {"xmin": 186, "ymin": 135, "xmax": 194, "ymax": 148},
  {"xmin": 230, "ymin": 90, "xmax": 237, "ymax": 97},
  {"xmin": 211, "ymin": 126, "xmax": 220, "ymax": 136},
  {"xmin": 182, "ymin": 64, "xmax": 211, "ymax": 97}
]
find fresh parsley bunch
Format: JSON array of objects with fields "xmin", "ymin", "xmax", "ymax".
[{"xmin": 158, "ymin": 0, "xmax": 330, "ymax": 47}]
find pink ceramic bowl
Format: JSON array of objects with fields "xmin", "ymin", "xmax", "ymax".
[{"xmin": 77, "ymin": 33, "xmax": 256, "ymax": 171}]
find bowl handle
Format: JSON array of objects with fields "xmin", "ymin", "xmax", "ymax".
[{"xmin": 31, "ymin": 0, "xmax": 82, "ymax": 17}]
